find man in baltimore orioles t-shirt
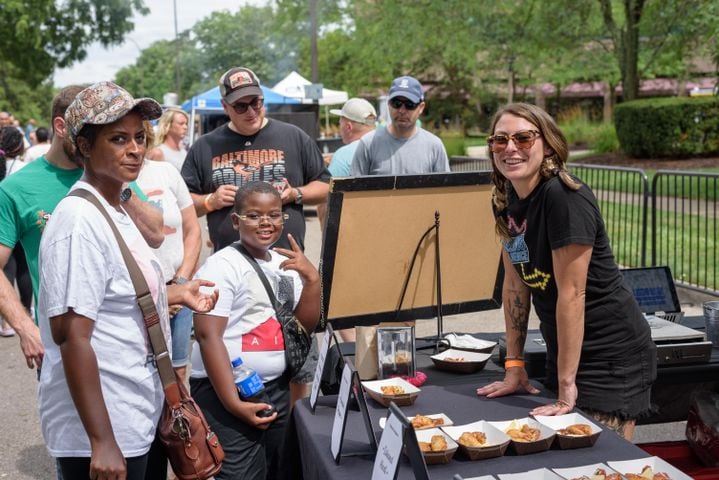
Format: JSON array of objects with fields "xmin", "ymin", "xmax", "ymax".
[{"xmin": 182, "ymin": 66, "xmax": 330, "ymax": 252}]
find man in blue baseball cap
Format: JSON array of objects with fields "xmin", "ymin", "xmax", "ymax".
[{"xmin": 351, "ymin": 75, "xmax": 449, "ymax": 176}]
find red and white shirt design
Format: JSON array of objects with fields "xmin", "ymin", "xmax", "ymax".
[{"xmin": 190, "ymin": 248, "xmax": 302, "ymax": 382}]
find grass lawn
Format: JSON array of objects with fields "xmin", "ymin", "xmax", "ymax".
[{"xmin": 598, "ymin": 198, "xmax": 718, "ymax": 291}]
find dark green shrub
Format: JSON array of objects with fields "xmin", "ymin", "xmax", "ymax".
[
  {"xmin": 614, "ymin": 97, "xmax": 719, "ymax": 158},
  {"xmin": 592, "ymin": 122, "xmax": 620, "ymax": 153}
]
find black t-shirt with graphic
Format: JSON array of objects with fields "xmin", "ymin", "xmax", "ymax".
[
  {"xmin": 182, "ymin": 119, "xmax": 329, "ymax": 251},
  {"xmin": 500, "ymin": 176, "xmax": 651, "ymax": 361}
]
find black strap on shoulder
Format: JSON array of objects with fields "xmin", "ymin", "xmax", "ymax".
[{"xmin": 231, "ymin": 242, "xmax": 283, "ymax": 315}]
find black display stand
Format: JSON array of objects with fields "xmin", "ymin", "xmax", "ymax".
[
  {"xmin": 320, "ymin": 172, "xmax": 503, "ymax": 330},
  {"xmin": 393, "ymin": 211, "xmax": 445, "ymax": 343},
  {"xmin": 370, "ymin": 402, "xmax": 430, "ymax": 480},
  {"xmin": 330, "ymin": 362, "xmax": 377, "ymax": 462},
  {"xmin": 310, "ymin": 323, "xmax": 341, "ymax": 412}
]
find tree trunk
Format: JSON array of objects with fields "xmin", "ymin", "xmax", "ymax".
[
  {"xmin": 602, "ymin": 81, "xmax": 615, "ymax": 123},
  {"xmin": 621, "ymin": 0, "xmax": 644, "ymax": 101},
  {"xmin": 507, "ymin": 57, "xmax": 515, "ymax": 104},
  {"xmin": 535, "ymin": 84, "xmax": 546, "ymax": 111}
]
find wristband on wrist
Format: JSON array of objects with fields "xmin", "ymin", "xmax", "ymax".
[
  {"xmin": 505, "ymin": 359, "xmax": 526, "ymax": 369},
  {"xmin": 204, "ymin": 194, "xmax": 214, "ymax": 212}
]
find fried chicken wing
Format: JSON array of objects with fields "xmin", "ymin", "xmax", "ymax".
[
  {"xmin": 457, "ymin": 431, "xmax": 487, "ymax": 447},
  {"xmin": 558, "ymin": 423, "xmax": 593, "ymax": 436},
  {"xmin": 430, "ymin": 434, "xmax": 448, "ymax": 451},
  {"xmin": 505, "ymin": 423, "xmax": 540, "ymax": 442},
  {"xmin": 380, "ymin": 385, "xmax": 405, "ymax": 396},
  {"xmin": 410, "ymin": 414, "xmax": 444, "ymax": 429}
]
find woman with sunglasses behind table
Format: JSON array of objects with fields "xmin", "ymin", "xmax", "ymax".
[{"xmin": 476, "ymin": 103, "xmax": 655, "ymax": 441}]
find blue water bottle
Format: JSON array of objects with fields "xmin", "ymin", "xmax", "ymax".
[{"xmin": 231, "ymin": 357, "xmax": 275, "ymax": 418}]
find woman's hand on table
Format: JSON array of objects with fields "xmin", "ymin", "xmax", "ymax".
[
  {"xmin": 476, "ymin": 366, "xmax": 540, "ymax": 398},
  {"xmin": 529, "ymin": 382, "xmax": 577, "ymax": 417}
]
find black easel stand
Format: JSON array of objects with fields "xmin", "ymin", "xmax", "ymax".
[{"xmin": 393, "ymin": 211, "xmax": 444, "ymax": 348}]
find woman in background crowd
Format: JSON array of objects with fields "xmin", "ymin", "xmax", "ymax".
[
  {"xmin": 147, "ymin": 107, "xmax": 189, "ymax": 171},
  {"xmin": 476, "ymin": 103, "xmax": 656, "ymax": 441},
  {"xmin": 136, "ymin": 121, "xmax": 201, "ymax": 381}
]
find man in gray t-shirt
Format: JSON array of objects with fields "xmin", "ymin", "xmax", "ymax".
[{"xmin": 351, "ymin": 75, "xmax": 449, "ymax": 176}]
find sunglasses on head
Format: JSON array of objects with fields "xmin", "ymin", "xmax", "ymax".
[
  {"xmin": 389, "ymin": 98, "xmax": 420, "ymax": 111},
  {"xmin": 231, "ymin": 97, "xmax": 264, "ymax": 114},
  {"xmin": 487, "ymin": 130, "xmax": 542, "ymax": 153}
]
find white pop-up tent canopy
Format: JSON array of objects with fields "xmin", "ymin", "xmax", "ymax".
[{"xmin": 272, "ymin": 71, "xmax": 348, "ymax": 105}]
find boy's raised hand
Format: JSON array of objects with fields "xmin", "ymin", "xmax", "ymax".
[{"xmin": 273, "ymin": 234, "xmax": 320, "ymax": 284}]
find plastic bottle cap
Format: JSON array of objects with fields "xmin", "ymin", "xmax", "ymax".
[{"xmin": 231, "ymin": 357, "xmax": 243, "ymax": 368}]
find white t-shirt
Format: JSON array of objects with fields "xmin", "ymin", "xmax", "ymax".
[
  {"xmin": 38, "ymin": 181, "xmax": 171, "ymax": 458},
  {"xmin": 158, "ymin": 143, "xmax": 187, "ymax": 171},
  {"xmin": 135, "ymin": 159, "xmax": 194, "ymax": 280},
  {"xmin": 190, "ymin": 247, "xmax": 303, "ymax": 382},
  {"xmin": 24, "ymin": 143, "xmax": 51, "ymax": 162},
  {"xmin": 4, "ymin": 157, "xmax": 27, "ymax": 176}
]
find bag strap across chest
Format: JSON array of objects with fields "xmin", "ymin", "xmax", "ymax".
[{"xmin": 68, "ymin": 188, "xmax": 180, "ymax": 406}]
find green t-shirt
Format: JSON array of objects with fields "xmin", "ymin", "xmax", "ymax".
[{"xmin": 0, "ymin": 156, "xmax": 83, "ymax": 319}]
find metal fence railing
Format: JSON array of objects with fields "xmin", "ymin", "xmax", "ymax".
[
  {"xmin": 569, "ymin": 164, "xmax": 650, "ymax": 269},
  {"xmin": 449, "ymin": 156, "xmax": 719, "ymax": 294},
  {"xmin": 652, "ymin": 171, "xmax": 718, "ymax": 294},
  {"xmin": 449, "ymin": 156, "xmax": 492, "ymax": 172}
]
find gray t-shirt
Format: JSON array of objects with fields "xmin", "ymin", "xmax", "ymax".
[{"xmin": 350, "ymin": 127, "xmax": 450, "ymax": 176}]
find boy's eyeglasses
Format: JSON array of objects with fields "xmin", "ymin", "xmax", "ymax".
[
  {"xmin": 389, "ymin": 98, "xmax": 420, "ymax": 111},
  {"xmin": 487, "ymin": 130, "xmax": 542, "ymax": 153},
  {"xmin": 231, "ymin": 97, "xmax": 264, "ymax": 114},
  {"xmin": 232, "ymin": 212, "xmax": 289, "ymax": 226}
]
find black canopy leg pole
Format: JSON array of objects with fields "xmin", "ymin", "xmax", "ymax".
[{"xmin": 434, "ymin": 211, "xmax": 443, "ymax": 348}]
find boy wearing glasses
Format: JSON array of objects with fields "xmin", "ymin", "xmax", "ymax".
[
  {"xmin": 190, "ymin": 181, "xmax": 320, "ymax": 479},
  {"xmin": 351, "ymin": 75, "xmax": 449, "ymax": 176},
  {"xmin": 181, "ymin": 66, "xmax": 330, "ymax": 253}
]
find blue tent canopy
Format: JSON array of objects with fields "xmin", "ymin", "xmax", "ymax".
[{"xmin": 181, "ymin": 85, "xmax": 299, "ymax": 113}]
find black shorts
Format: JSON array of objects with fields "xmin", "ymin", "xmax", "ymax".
[{"xmin": 544, "ymin": 342, "xmax": 657, "ymax": 420}]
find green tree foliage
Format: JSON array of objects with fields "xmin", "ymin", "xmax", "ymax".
[
  {"xmin": 597, "ymin": 0, "xmax": 719, "ymax": 101},
  {"xmin": 0, "ymin": 0, "xmax": 148, "ymax": 121},
  {"xmin": 192, "ymin": 6, "xmax": 298, "ymax": 86},
  {"xmin": 107, "ymin": 0, "xmax": 718, "ymax": 134},
  {"xmin": 114, "ymin": 35, "xmax": 205, "ymax": 101}
]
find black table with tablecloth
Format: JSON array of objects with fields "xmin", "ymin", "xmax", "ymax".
[
  {"xmin": 288, "ymin": 316, "xmax": 719, "ymax": 478},
  {"xmin": 292, "ymin": 384, "xmax": 654, "ymax": 479}
]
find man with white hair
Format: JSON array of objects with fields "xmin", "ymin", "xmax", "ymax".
[{"xmin": 327, "ymin": 98, "xmax": 376, "ymax": 177}]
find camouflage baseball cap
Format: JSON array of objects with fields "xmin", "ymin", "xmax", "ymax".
[{"xmin": 65, "ymin": 81, "xmax": 163, "ymax": 143}]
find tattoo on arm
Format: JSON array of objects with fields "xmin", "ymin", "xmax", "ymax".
[{"xmin": 508, "ymin": 292, "xmax": 529, "ymax": 350}]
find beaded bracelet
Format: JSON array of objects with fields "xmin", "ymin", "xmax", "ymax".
[{"xmin": 504, "ymin": 359, "xmax": 526, "ymax": 369}]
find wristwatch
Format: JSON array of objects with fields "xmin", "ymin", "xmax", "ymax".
[
  {"xmin": 171, "ymin": 276, "xmax": 189, "ymax": 285},
  {"xmin": 120, "ymin": 187, "xmax": 132, "ymax": 202},
  {"xmin": 294, "ymin": 187, "xmax": 304, "ymax": 205}
]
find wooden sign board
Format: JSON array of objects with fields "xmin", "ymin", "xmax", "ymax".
[{"xmin": 321, "ymin": 173, "xmax": 503, "ymax": 329}]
